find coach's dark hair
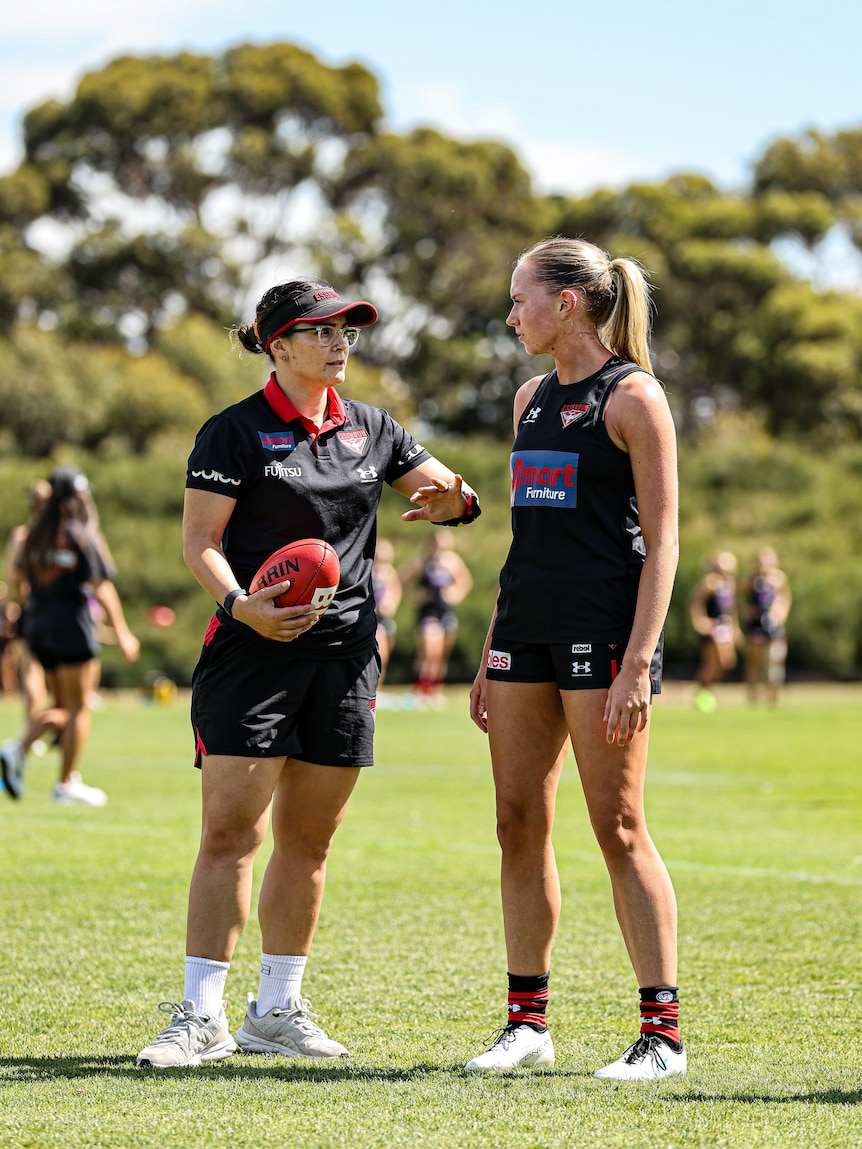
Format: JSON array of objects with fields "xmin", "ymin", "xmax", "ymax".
[
  {"xmin": 518, "ymin": 237, "xmax": 654, "ymax": 372},
  {"xmin": 234, "ymin": 279, "xmax": 335, "ymax": 361}
]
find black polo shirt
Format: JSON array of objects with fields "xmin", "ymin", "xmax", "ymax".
[{"xmin": 186, "ymin": 374, "xmax": 430, "ymax": 656}]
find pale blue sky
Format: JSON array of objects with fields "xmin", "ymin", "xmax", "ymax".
[{"xmin": 3, "ymin": 0, "xmax": 861, "ymax": 196}]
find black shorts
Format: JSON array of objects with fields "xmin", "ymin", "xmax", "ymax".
[
  {"xmin": 418, "ymin": 605, "xmax": 458, "ymax": 633},
  {"xmin": 24, "ymin": 610, "xmax": 100, "ymax": 670},
  {"xmin": 191, "ymin": 618, "xmax": 381, "ymax": 768},
  {"xmin": 485, "ymin": 634, "xmax": 663, "ymax": 694}
]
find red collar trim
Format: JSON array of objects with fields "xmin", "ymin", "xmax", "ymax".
[{"xmin": 263, "ymin": 374, "xmax": 347, "ymax": 435}]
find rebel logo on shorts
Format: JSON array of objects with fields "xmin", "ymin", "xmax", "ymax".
[
  {"xmin": 560, "ymin": 403, "xmax": 590, "ymax": 427},
  {"xmin": 487, "ymin": 649, "xmax": 511, "ymax": 671},
  {"xmin": 511, "ymin": 451, "xmax": 578, "ymax": 508},
  {"xmin": 337, "ymin": 429, "xmax": 369, "ymax": 455},
  {"xmin": 259, "ymin": 431, "xmax": 296, "ymax": 452}
]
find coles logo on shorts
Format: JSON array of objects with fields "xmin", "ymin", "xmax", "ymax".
[
  {"xmin": 487, "ymin": 649, "xmax": 511, "ymax": 671},
  {"xmin": 511, "ymin": 450, "xmax": 578, "ymax": 508},
  {"xmin": 259, "ymin": 431, "xmax": 296, "ymax": 452}
]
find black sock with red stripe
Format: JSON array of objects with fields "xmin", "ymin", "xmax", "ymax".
[
  {"xmin": 507, "ymin": 972, "xmax": 549, "ymax": 1032},
  {"xmin": 639, "ymin": 985, "xmax": 682, "ymax": 1051}
]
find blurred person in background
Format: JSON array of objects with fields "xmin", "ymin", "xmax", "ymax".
[
  {"xmin": 371, "ymin": 537, "xmax": 402, "ymax": 698},
  {"xmin": 740, "ymin": 547, "xmax": 792, "ymax": 705},
  {"xmin": 400, "ymin": 529, "xmax": 472, "ymax": 707},
  {"xmin": 689, "ymin": 550, "xmax": 740, "ymax": 713},
  {"xmin": 1, "ymin": 479, "xmax": 51, "ymax": 716},
  {"xmin": 0, "ymin": 465, "xmax": 140, "ymax": 805},
  {"xmin": 466, "ymin": 237, "xmax": 684, "ymax": 1080}
]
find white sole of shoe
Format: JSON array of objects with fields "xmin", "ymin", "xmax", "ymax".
[
  {"xmin": 136, "ymin": 1039, "xmax": 236, "ymax": 1069},
  {"xmin": 235, "ymin": 1027, "xmax": 348, "ymax": 1059}
]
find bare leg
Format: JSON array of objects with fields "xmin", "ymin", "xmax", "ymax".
[
  {"xmin": 51, "ymin": 660, "xmax": 100, "ymax": 783},
  {"xmin": 186, "ymin": 754, "xmax": 285, "ymax": 961},
  {"xmin": 258, "ymin": 760, "xmax": 360, "ymax": 954},
  {"xmin": 745, "ymin": 639, "xmax": 767, "ymax": 703},
  {"xmin": 486, "ymin": 680, "xmax": 570, "ymax": 975},
  {"xmin": 563, "ymin": 689, "xmax": 677, "ymax": 987}
]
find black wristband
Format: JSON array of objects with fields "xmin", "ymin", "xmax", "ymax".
[
  {"xmin": 436, "ymin": 490, "xmax": 482, "ymax": 527},
  {"xmin": 221, "ymin": 588, "xmax": 247, "ymax": 618}
]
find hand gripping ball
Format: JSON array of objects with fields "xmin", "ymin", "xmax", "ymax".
[{"xmin": 250, "ymin": 539, "xmax": 340, "ymax": 613}]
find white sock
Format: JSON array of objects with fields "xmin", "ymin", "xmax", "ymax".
[
  {"xmin": 256, "ymin": 953, "xmax": 307, "ymax": 1016},
  {"xmin": 184, "ymin": 956, "xmax": 230, "ymax": 1018}
]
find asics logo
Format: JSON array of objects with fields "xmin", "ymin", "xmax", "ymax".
[{"xmin": 191, "ymin": 469, "xmax": 241, "ymax": 486}]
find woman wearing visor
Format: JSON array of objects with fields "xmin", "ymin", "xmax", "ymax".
[{"xmin": 137, "ymin": 279, "xmax": 480, "ymax": 1068}]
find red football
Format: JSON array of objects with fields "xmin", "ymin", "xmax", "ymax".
[{"xmin": 250, "ymin": 539, "xmax": 340, "ymax": 612}]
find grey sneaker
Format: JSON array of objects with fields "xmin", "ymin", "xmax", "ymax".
[
  {"xmin": 136, "ymin": 999, "xmax": 236, "ymax": 1068},
  {"xmin": 236, "ymin": 992, "xmax": 349, "ymax": 1058},
  {"xmin": 1, "ymin": 741, "xmax": 26, "ymax": 800}
]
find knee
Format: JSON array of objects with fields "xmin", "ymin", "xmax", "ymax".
[
  {"xmin": 590, "ymin": 809, "xmax": 646, "ymax": 863},
  {"xmin": 495, "ymin": 796, "xmax": 550, "ymax": 857},
  {"xmin": 200, "ymin": 818, "xmax": 265, "ymax": 863},
  {"xmin": 274, "ymin": 824, "xmax": 337, "ymax": 869}
]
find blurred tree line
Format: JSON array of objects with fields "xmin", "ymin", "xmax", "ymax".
[{"xmin": 1, "ymin": 43, "xmax": 860, "ymax": 684}]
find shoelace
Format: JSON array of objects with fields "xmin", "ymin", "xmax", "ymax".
[
  {"xmin": 149, "ymin": 1002, "xmax": 209, "ymax": 1046},
  {"xmin": 623, "ymin": 1033, "xmax": 668, "ymax": 1070},
  {"xmin": 482, "ymin": 1022, "xmax": 521, "ymax": 1052},
  {"xmin": 272, "ymin": 998, "xmax": 328, "ymax": 1037}
]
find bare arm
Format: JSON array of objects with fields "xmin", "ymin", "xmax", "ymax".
[
  {"xmin": 441, "ymin": 552, "xmax": 473, "ymax": 605},
  {"xmin": 689, "ymin": 577, "xmax": 714, "ymax": 635},
  {"xmin": 604, "ymin": 373, "xmax": 680, "ymax": 745},
  {"xmin": 468, "ymin": 600, "xmax": 498, "ymax": 733},
  {"xmin": 182, "ymin": 487, "xmax": 319, "ymax": 642},
  {"xmin": 3, "ymin": 526, "xmax": 28, "ymax": 602},
  {"xmin": 92, "ymin": 580, "xmax": 140, "ymax": 663},
  {"xmin": 468, "ymin": 380, "xmax": 541, "ymax": 731},
  {"xmin": 392, "ymin": 458, "xmax": 478, "ymax": 525}
]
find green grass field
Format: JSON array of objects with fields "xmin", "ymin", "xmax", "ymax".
[{"xmin": 1, "ymin": 684, "xmax": 859, "ymax": 1149}]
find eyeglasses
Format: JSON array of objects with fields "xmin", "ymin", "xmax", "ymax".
[{"xmin": 289, "ymin": 325, "xmax": 361, "ymax": 347}]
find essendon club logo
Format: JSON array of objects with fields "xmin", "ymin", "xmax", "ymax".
[
  {"xmin": 560, "ymin": 403, "xmax": 590, "ymax": 428},
  {"xmin": 337, "ymin": 429, "xmax": 369, "ymax": 455}
]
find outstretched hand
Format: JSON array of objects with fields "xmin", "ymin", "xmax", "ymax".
[{"xmin": 402, "ymin": 474, "xmax": 467, "ymax": 523}]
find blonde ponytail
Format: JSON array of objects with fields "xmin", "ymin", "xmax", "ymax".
[{"xmin": 518, "ymin": 237, "xmax": 654, "ymax": 372}]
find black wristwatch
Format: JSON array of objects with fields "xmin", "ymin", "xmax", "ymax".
[{"xmin": 222, "ymin": 588, "xmax": 247, "ymax": 618}]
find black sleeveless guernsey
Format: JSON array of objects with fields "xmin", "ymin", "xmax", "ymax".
[{"xmin": 494, "ymin": 356, "xmax": 650, "ymax": 646}]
